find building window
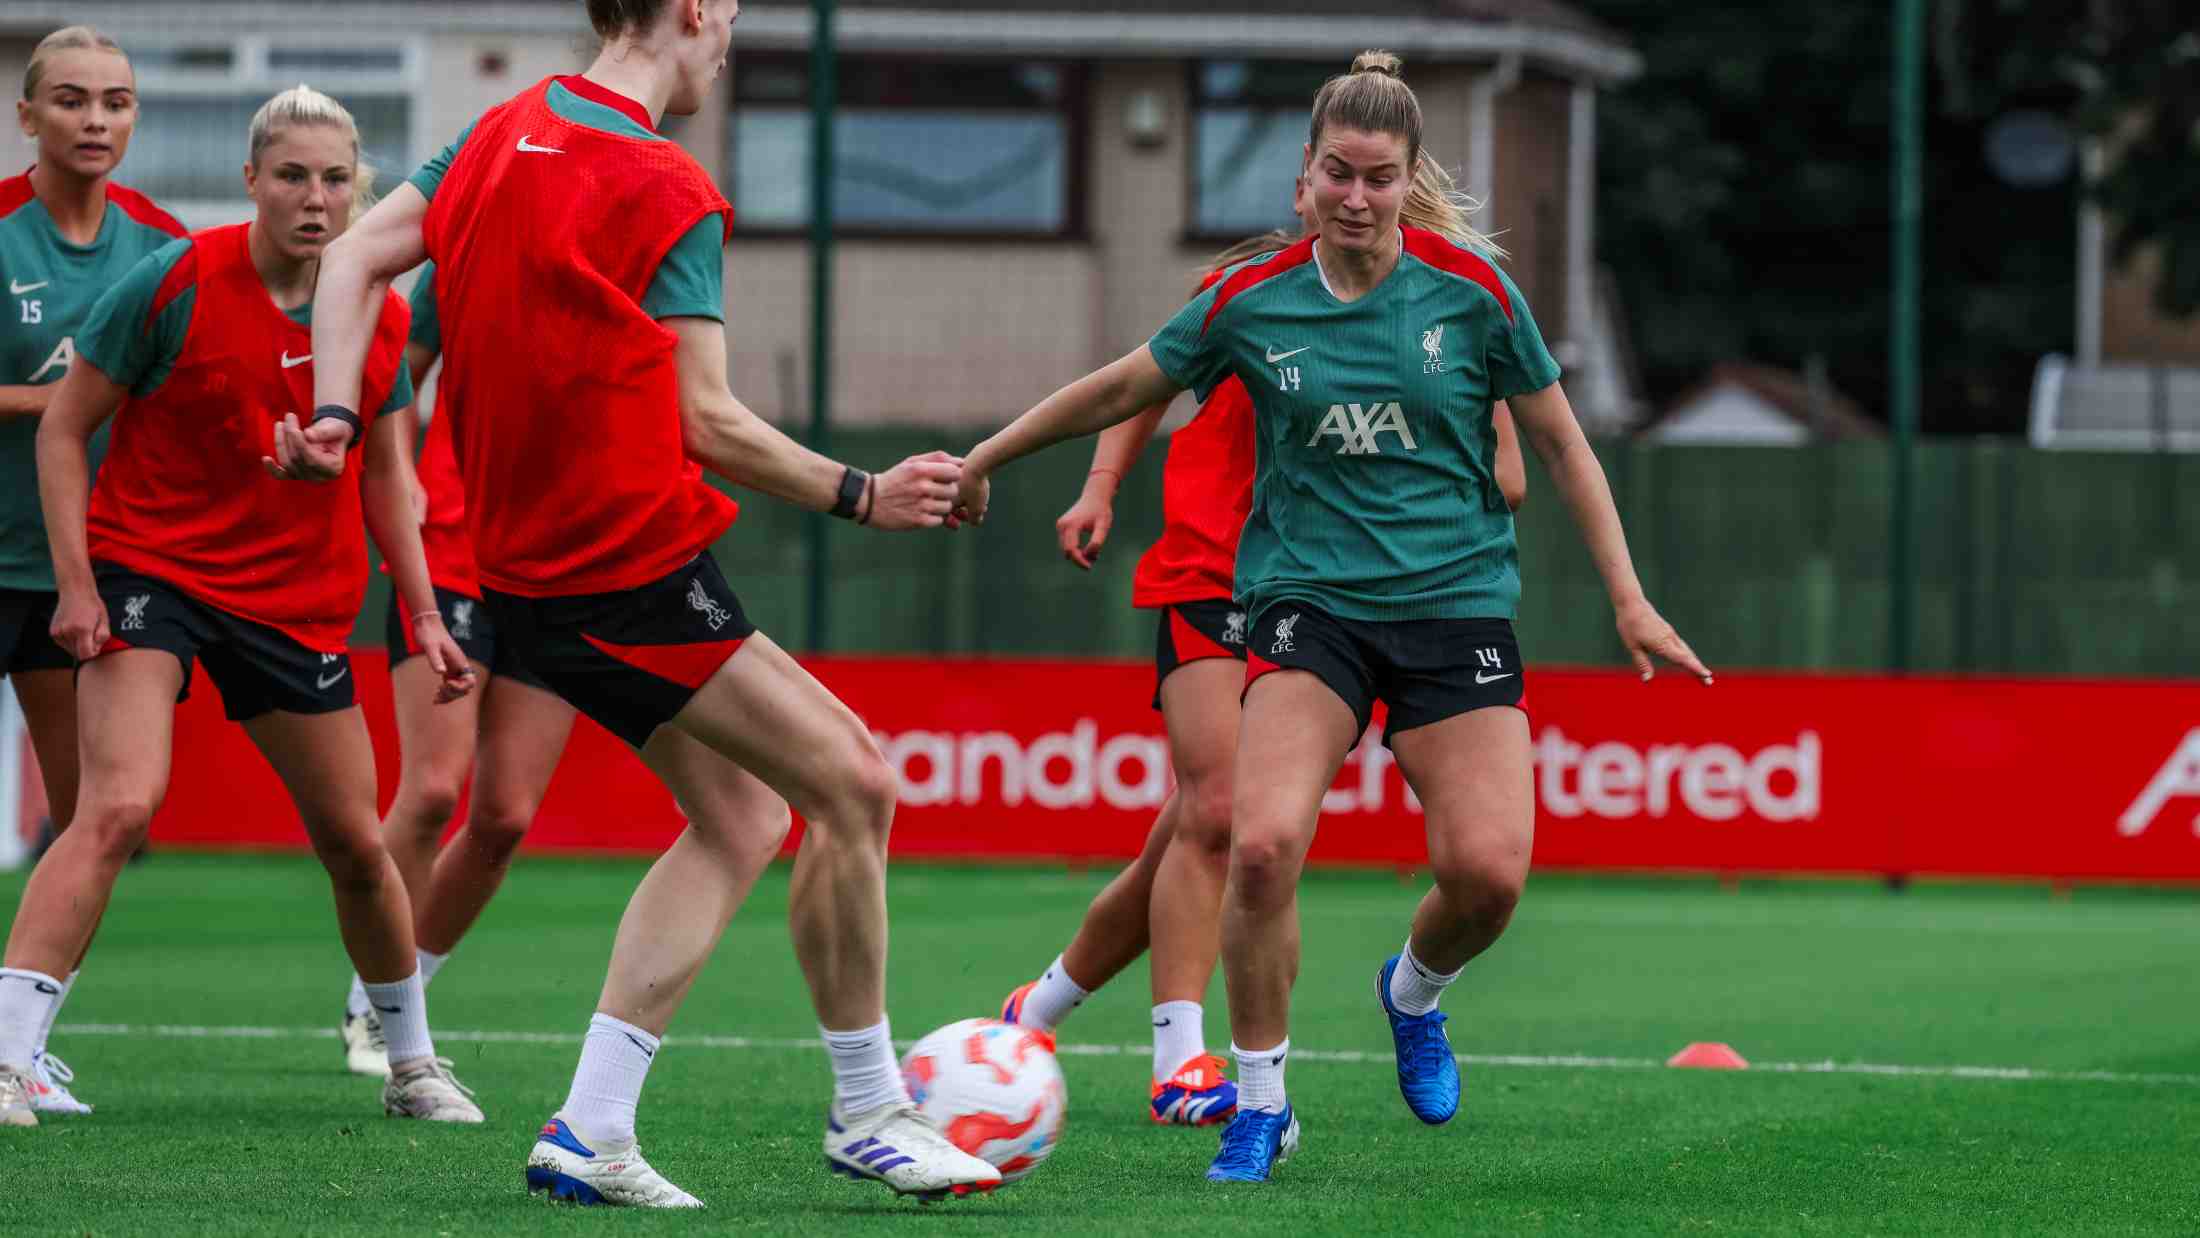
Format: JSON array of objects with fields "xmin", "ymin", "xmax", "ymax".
[
  {"xmin": 729, "ymin": 57, "xmax": 1082, "ymax": 236},
  {"xmin": 1190, "ymin": 60, "xmax": 1333, "ymax": 239},
  {"xmin": 125, "ymin": 38, "xmax": 420, "ymax": 218}
]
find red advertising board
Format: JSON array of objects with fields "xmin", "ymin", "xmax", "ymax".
[{"xmin": 127, "ymin": 656, "xmax": 2200, "ymax": 882}]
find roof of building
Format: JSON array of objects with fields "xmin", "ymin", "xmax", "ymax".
[{"xmin": 1647, "ymin": 362, "xmax": 1884, "ymax": 445}]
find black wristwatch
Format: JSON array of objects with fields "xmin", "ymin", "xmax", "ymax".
[{"xmin": 831, "ymin": 465, "xmax": 871, "ymax": 520}]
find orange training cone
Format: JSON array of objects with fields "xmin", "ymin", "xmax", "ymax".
[{"xmin": 1667, "ymin": 1042, "xmax": 1749, "ymax": 1070}]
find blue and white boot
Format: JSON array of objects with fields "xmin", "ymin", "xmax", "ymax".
[
  {"xmin": 824, "ymin": 1101, "xmax": 1002, "ymax": 1200},
  {"xmin": 1205, "ymin": 1104, "xmax": 1300, "ymax": 1182},
  {"xmin": 525, "ymin": 1115, "xmax": 703, "ymax": 1208},
  {"xmin": 1377, "ymin": 955, "xmax": 1461, "ymax": 1124}
]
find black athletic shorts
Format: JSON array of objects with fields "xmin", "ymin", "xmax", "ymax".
[
  {"xmin": 1151, "ymin": 598, "xmax": 1249, "ymax": 708},
  {"xmin": 0, "ymin": 589, "xmax": 72, "ymax": 674},
  {"xmin": 1244, "ymin": 602, "xmax": 1526, "ymax": 746},
  {"xmin": 386, "ymin": 584, "xmax": 546, "ymax": 690},
  {"xmin": 92, "ymin": 563, "xmax": 357, "ymax": 721},
  {"xmin": 484, "ymin": 553, "xmax": 755, "ymax": 750}
]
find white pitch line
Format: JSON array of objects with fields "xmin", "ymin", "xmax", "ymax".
[{"xmin": 55, "ymin": 1022, "xmax": 2200, "ymax": 1088}]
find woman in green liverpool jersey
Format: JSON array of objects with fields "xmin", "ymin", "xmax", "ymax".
[
  {"xmin": 0, "ymin": 25, "xmax": 185, "ymax": 1118},
  {"xmin": 955, "ymin": 51, "xmax": 1709, "ymax": 1184}
]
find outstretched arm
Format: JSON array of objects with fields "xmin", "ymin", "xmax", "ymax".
[
  {"xmin": 1509, "ymin": 380, "xmax": 1709, "ymax": 683},
  {"xmin": 670, "ymin": 318, "xmax": 958, "ymax": 530},
  {"xmin": 1056, "ymin": 401, "xmax": 1168, "ymax": 570},
  {"xmin": 290, "ymin": 185, "xmax": 432, "ymax": 476},
  {"xmin": 958, "ymin": 345, "xmax": 1185, "ymax": 524}
]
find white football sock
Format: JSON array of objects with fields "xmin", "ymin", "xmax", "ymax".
[
  {"xmin": 1151, "ymin": 1000, "xmax": 1206, "ymax": 1083},
  {"xmin": 561, "ymin": 1012, "xmax": 659, "ymax": 1148},
  {"xmin": 1387, "ymin": 938, "xmax": 1463, "ymax": 1017},
  {"xmin": 821, "ymin": 1018, "xmax": 908, "ymax": 1116},
  {"xmin": 1232, "ymin": 1039, "xmax": 1289, "ymax": 1114},
  {"xmin": 33, "ymin": 969, "xmax": 77, "ymax": 1057},
  {"xmin": 1019, "ymin": 955, "xmax": 1090, "ymax": 1032},
  {"xmin": 0, "ymin": 968, "xmax": 65, "ymax": 1070},
  {"xmin": 361, "ymin": 972, "xmax": 434, "ymax": 1067},
  {"xmin": 350, "ymin": 949, "xmax": 451, "ymax": 1020}
]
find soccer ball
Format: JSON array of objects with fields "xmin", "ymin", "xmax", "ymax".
[{"xmin": 899, "ymin": 1017, "xmax": 1067, "ymax": 1184}]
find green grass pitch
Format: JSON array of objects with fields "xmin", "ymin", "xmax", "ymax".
[{"xmin": 4, "ymin": 854, "xmax": 2196, "ymax": 1235}]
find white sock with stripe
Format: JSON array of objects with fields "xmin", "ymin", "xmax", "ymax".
[
  {"xmin": 822, "ymin": 1018, "xmax": 908, "ymax": 1116},
  {"xmin": 1232, "ymin": 1039, "xmax": 1289, "ymax": 1114},
  {"xmin": 349, "ymin": 949, "xmax": 452, "ymax": 1020},
  {"xmin": 561, "ymin": 1012, "xmax": 659, "ymax": 1149},
  {"xmin": 0, "ymin": 968, "xmax": 63, "ymax": 1070},
  {"xmin": 361, "ymin": 972, "xmax": 434, "ymax": 1068},
  {"xmin": 1151, "ymin": 1000, "xmax": 1206, "ymax": 1083},
  {"xmin": 1387, "ymin": 938, "xmax": 1463, "ymax": 1017},
  {"xmin": 33, "ymin": 969, "xmax": 77, "ymax": 1058},
  {"xmin": 1018, "ymin": 955, "xmax": 1090, "ymax": 1032}
]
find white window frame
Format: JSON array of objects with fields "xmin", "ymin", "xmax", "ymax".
[{"xmin": 130, "ymin": 35, "xmax": 426, "ymax": 228}]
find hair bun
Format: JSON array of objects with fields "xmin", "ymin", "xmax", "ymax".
[{"xmin": 1351, "ymin": 50, "xmax": 1403, "ymax": 78}]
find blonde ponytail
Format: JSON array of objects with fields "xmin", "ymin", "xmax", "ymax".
[{"xmin": 1401, "ymin": 158, "xmax": 1507, "ymax": 261}]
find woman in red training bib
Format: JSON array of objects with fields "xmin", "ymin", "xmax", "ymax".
[
  {"xmin": 300, "ymin": 0, "xmax": 1000, "ymax": 1206},
  {"xmin": 0, "ymin": 86, "xmax": 482, "ymax": 1130}
]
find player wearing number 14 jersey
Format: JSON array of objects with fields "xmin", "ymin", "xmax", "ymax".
[{"xmin": 959, "ymin": 51, "xmax": 1709, "ymax": 1184}]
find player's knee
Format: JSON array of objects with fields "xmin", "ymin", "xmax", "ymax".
[
  {"xmin": 310, "ymin": 825, "xmax": 392, "ymax": 893},
  {"xmin": 828, "ymin": 735, "xmax": 899, "ymax": 833},
  {"xmin": 76, "ymin": 795, "xmax": 157, "ymax": 864},
  {"xmin": 1177, "ymin": 777, "xmax": 1236, "ymax": 858},
  {"xmin": 1227, "ymin": 830, "xmax": 1302, "ymax": 903},
  {"xmin": 466, "ymin": 799, "xmax": 535, "ymax": 861},
  {"xmin": 1432, "ymin": 852, "xmax": 1524, "ymax": 924},
  {"xmin": 401, "ymin": 781, "xmax": 464, "ymax": 835}
]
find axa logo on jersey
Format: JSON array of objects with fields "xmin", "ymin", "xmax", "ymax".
[{"xmin": 1308, "ymin": 403, "xmax": 1418, "ymax": 455}]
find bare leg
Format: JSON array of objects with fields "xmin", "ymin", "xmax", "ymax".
[
  {"xmin": 2, "ymin": 652, "xmax": 179, "ymax": 976},
  {"xmin": 380, "ymin": 657, "xmax": 484, "ymax": 898},
  {"xmin": 413, "ymin": 675, "xmax": 574, "ymax": 954},
  {"xmin": 1147, "ymin": 658, "xmax": 1242, "ymax": 1005},
  {"xmin": 665, "ymin": 633, "xmax": 898, "ymax": 1032},
  {"xmin": 12, "ymin": 668, "xmax": 94, "ymax": 975},
  {"xmin": 243, "ymin": 708, "xmax": 417, "ymax": 984},
  {"xmin": 593, "ymin": 726, "xmax": 790, "ymax": 1036},
  {"xmin": 1055, "ymin": 795, "xmax": 1171, "ymax": 989},
  {"xmin": 1389, "ymin": 708, "xmax": 1534, "ymax": 973},
  {"xmin": 1219, "ymin": 672, "xmax": 1357, "ymax": 1052}
]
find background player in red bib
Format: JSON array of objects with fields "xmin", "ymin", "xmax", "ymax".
[
  {"xmin": 334, "ymin": 261, "xmax": 581, "ymax": 1078},
  {"xmin": 301, "ymin": 0, "xmax": 1000, "ymax": 1206},
  {"xmin": 0, "ymin": 25, "xmax": 184, "ymax": 1117},
  {"xmin": 1001, "ymin": 168, "xmax": 1527, "ymax": 1126},
  {"xmin": 957, "ymin": 52, "xmax": 1709, "ymax": 1182},
  {"xmin": 0, "ymin": 86, "xmax": 482, "ymax": 1130}
]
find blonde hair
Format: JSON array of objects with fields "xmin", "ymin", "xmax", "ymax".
[
  {"xmin": 1309, "ymin": 51, "xmax": 1422, "ymax": 169},
  {"xmin": 23, "ymin": 25, "xmax": 129, "ymax": 100},
  {"xmin": 1201, "ymin": 228, "xmax": 1301, "ymax": 289},
  {"xmin": 248, "ymin": 85, "xmax": 378, "ymax": 214},
  {"xmin": 1307, "ymin": 52, "xmax": 1506, "ymax": 260},
  {"xmin": 1402, "ymin": 158, "xmax": 1507, "ymax": 260}
]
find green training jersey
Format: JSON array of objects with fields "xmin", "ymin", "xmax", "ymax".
[
  {"xmin": 1147, "ymin": 227, "xmax": 1561, "ymax": 623},
  {"xmin": 0, "ymin": 174, "xmax": 185, "ymax": 591}
]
